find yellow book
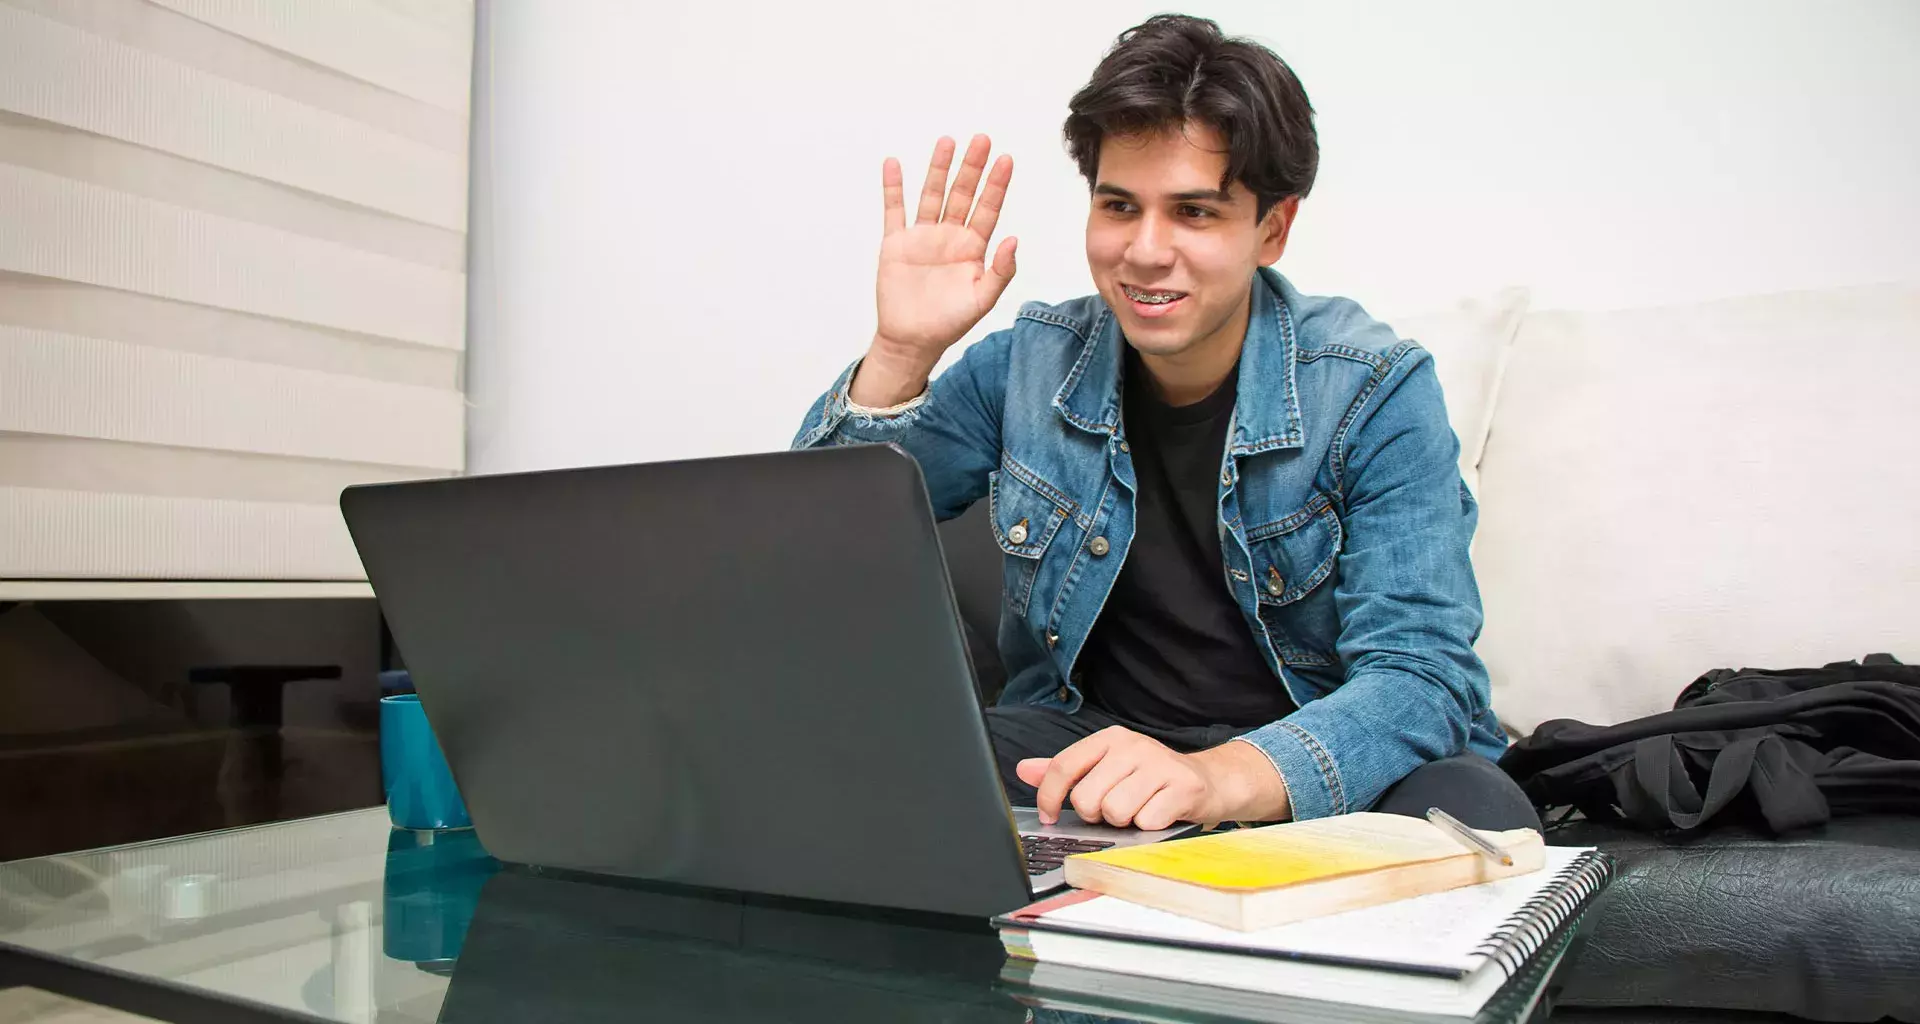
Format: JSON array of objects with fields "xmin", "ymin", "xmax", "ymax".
[{"xmin": 1062, "ymin": 811, "xmax": 1545, "ymax": 931}]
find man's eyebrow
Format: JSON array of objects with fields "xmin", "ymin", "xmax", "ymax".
[
  {"xmin": 1092, "ymin": 182, "xmax": 1235, "ymax": 203},
  {"xmin": 1169, "ymin": 187, "xmax": 1234, "ymax": 203}
]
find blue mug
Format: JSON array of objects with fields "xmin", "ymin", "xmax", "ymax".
[{"xmin": 379, "ymin": 693, "xmax": 471, "ymax": 830}]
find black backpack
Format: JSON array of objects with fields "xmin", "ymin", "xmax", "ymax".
[{"xmin": 1498, "ymin": 655, "xmax": 1920, "ymax": 834}]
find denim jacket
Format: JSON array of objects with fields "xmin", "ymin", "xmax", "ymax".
[{"xmin": 793, "ymin": 268, "xmax": 1508, "ymax": 819}]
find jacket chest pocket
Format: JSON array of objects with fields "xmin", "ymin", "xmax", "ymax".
[
  {"xmin": 989, "ymin": 459, "xmax": 1077, "ymax": 618},
  {"xmin": 1250, "ymin": 494, "xmax": 1344, "ymax": 668}
]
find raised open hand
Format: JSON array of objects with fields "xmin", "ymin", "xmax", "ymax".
[{"xmin": 871, "ymin": 135, "xmax": 1017, "ymax": 370}]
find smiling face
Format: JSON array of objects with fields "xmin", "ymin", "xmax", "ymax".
[{"xmin": 1085, "ymin": 123, "xmax": 1297, "ymax": 386}]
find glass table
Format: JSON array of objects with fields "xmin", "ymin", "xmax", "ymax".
[{"xmin": 0, "ymin": 809, "xmax": 1578, "ymax": 1023}]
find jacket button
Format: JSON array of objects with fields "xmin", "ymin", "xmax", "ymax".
[
  {"xmin": 1220, "ymin": 468, "xmax": 1233, "ymax": 487},
  {"xmin": 1267, "ymin": 567, "xmax": 1286, "ymax": 596},
  {"xmin": 1089, "ymin": 536, "xmax": 1110, "ymax": 557},
  {"xmin": 1056, "ymin": 685, "xmax": 1071, "ymax": 702},
  {"xmin": 1046, "ymin": 632, "xmax": 1059, "ymax": 648},
  {"xmin": 1007, "ymin": 518, "xmax": 1029, "ymax": 545},
  {"xmin": 1119, "ymin": 440, "xmax": 1130, "ymax": 454}
]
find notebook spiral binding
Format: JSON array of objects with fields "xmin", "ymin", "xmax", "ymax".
[{"xmin": 1470, "ymin": 850, "xmax": 1615, "ymax": 978}]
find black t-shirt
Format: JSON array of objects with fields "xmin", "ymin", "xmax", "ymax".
[{"xmin": 1077, "ymin": 348, "xmax": 1298, "ymax": 731}]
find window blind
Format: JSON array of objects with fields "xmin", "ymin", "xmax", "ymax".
[{"xmin": 0, "ymin": 0, "xmax": 473, "ymax": 581}]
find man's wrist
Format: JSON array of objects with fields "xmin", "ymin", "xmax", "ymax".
[
  {"xmin": 848, "ymin": 337, "xmax": 935, "ymax": 408},
  {"xmin": 1194, "ymin": 739, "xmax": 1293, "ymax": 822}
]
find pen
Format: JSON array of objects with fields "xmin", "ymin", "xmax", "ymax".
[{"xmin": 1426, "ymin": 806, "xmax": 1513, "ymax": 866}]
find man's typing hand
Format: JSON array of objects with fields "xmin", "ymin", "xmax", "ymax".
[{"xmin": 1015, "ymin": 725, "xmax": 1292, "ymax": 831}]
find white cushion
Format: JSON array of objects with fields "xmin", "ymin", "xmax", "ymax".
[
  {"xmin": 1475, "ymin": 282, "xmax": 1920, "ymax": 734},
  {"xmin": 1381, "ymin": 287, "xmax": 1531, "ymax": 495}
]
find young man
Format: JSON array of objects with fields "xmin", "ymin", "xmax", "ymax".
[{"xmin": 794, "ymin": 15, "xmax": 1531, "ymax": 832}]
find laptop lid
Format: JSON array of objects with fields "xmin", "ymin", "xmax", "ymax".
[{"xmin": 341, "ymin": 444, "xmax": 1033, "ymax": 918}]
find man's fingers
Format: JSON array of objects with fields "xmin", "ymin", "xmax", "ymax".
[
  {"xmin": 975, "ymin": 237, "xmax": 1017, "ymax": 311},
  {"xmin": 1034, "ymin": 733, "xmax": 1111, "ymax": 824},
  {"xmin": 1102, "ymin": 772, "xmax": 1171, "ymax": 829},
  {"xmin": 1015, "ymin": 757, "xmax": 1050, "ymax": 788},
  {"xmin": 914, "ymin": 137, "xmax": 956, "ymax": 225},
  {"xmin": 881, "ymin": 157, "xmax": 905, "ymax": 236},
  {"xmin": 1069, "ymin": 756, "xmax": 1137, "ymax": 824},
  {"xmin": 968, "ymin": 154, "xmax": 1014, "ymax": 241},
  {"xmin": 977, "ymin": 237, "xmax": 1018, "ymax": 306},
  {"xmin": 1134, "ymin": 785, "xmax": 1193, "ymax": 832},
  {"xmin": 940, "ymin": 134, "xmax": 992, "ymax": 225}
]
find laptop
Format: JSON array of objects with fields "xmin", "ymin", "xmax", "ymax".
[{"xmin": 340, "ymin": 443, "xmax": 1194, "ymax": 919}]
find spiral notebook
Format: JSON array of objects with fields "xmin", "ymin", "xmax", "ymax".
[
  {"xmin": 993, "ymin": 845, "xmax": 1612, "ymax": 1019},
  {"xmin": 1000, "ymin": 910, "xmax": 1588, "ymax": 1024}
]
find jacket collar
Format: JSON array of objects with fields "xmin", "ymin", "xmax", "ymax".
[{"xmin": 1052, "ymin": 266, "xmax": 1304, "ymax": 453}]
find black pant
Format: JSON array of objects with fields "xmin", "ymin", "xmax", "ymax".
[{"xmin": 986, "ymin": 704, "xmax": 1540, "ymax": 831}]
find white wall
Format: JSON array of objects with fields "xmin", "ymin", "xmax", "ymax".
[{"xmin": 467, "ymin": 0, "xmax": 1920, "ymax": 474}]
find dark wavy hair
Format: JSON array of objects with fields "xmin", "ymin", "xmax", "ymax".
[{"xmin": 1064, "ymin": 14, "xmax": 1318, "ymax": 219}]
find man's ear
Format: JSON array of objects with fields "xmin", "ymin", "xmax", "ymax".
[{"xmin": 1258, "ymin": 196, "xmax": 1300, "ymax": 265}]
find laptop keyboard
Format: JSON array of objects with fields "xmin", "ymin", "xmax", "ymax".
[{"xmin": 1020, "ymin": 834, "xmax": 1115, "ymax": 875}]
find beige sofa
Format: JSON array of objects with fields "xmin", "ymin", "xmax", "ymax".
[{"xmin": 1389, "ymin": 280, "xmax": 1919, "ymax": 733}]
